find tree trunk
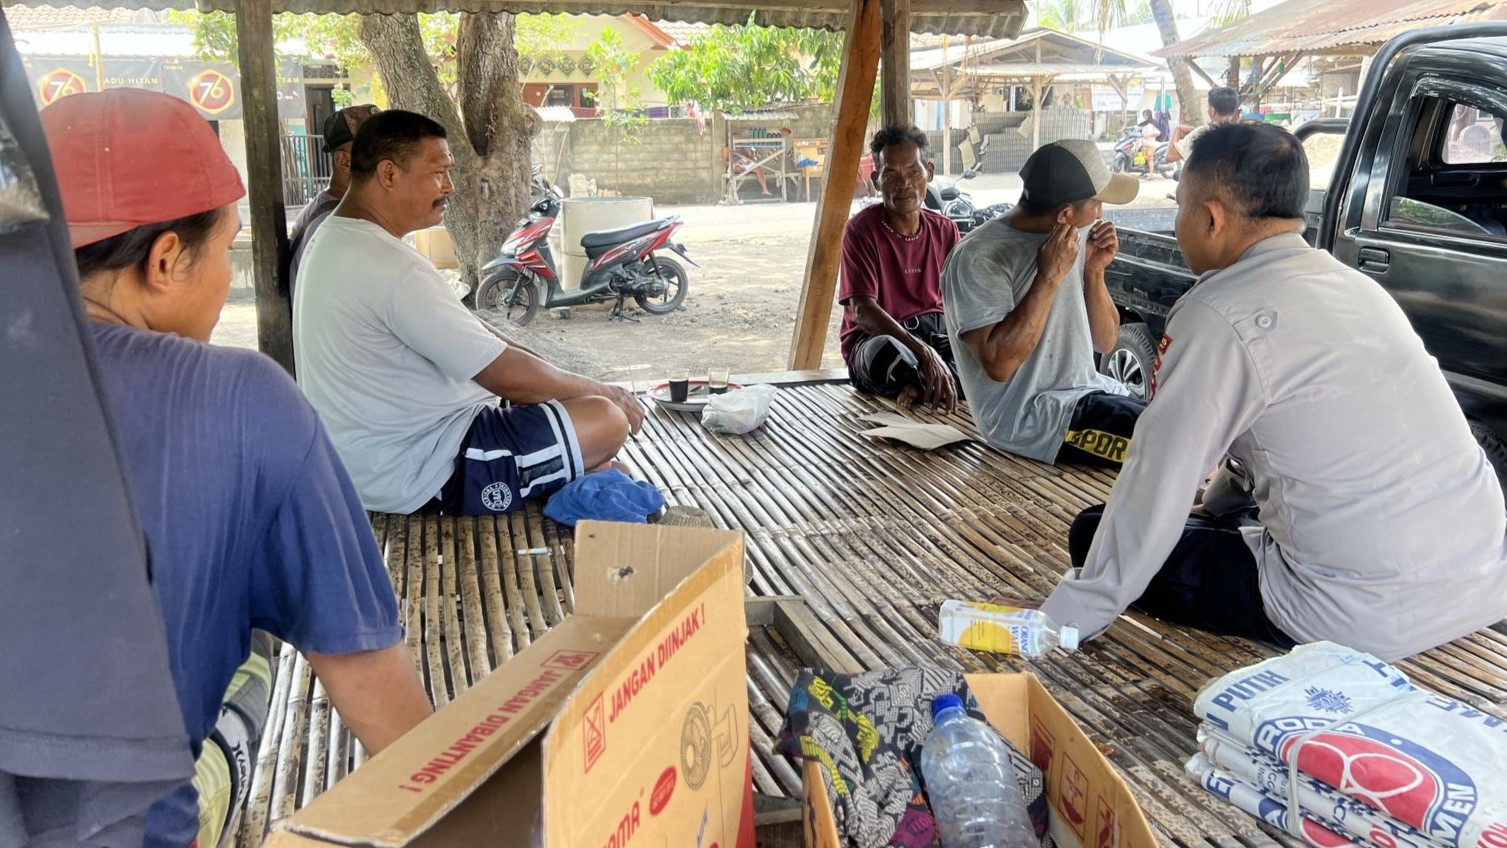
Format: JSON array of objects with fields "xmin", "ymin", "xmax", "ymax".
[
  {"xmin": 1147, "ymin": 0, "xmax": 1202, "ymax": 126},
  {"xmin": 356, "ymin": 12, "xmax": 532, "ymax": 296}
]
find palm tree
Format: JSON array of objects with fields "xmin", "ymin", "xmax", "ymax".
[{"xmin": 1093, "ymin": 0, "xmax": 1202, "ymax": 127}]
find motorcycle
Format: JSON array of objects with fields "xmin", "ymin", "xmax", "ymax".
[
  {"xmin": 473, "ymin": 193, "xmax": 695, "ymax": 327},
  {"xmin": 1111, "ymin": 126, "xmax": 1175, "ymax": 178}
]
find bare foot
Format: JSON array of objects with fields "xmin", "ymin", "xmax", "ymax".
[{"xmin": 896, "ymin": 385, "xmax": 920, "ymax": 411}]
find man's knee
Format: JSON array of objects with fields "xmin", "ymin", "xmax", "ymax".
[{"xmin": 565, "ymin": 396, "xmax": 629, "ymax": 459}]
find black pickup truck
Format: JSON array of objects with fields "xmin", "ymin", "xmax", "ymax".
[{"xmin": 1099, "ymin": 25, "xmax": 1507, "ymax": 475}]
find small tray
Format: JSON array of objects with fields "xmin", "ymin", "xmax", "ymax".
[{"xmin": 647, "ymin": 380, "xmax": 743, "ymax": 413}]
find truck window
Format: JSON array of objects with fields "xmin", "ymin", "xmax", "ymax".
[{"xmin": 1383, "ymin": 95, "xmax": 1507, "ymax": 239}]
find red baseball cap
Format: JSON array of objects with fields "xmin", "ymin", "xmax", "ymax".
[{"xmin": 41, "ymin": 88, "xmax": 246, "ymax": 248}]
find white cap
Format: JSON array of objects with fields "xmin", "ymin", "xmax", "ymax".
[{"xmin": 1060, "ymin": 625, "xmax": 1080, "ymax": 652}]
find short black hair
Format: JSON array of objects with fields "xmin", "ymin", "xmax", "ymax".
[
  {"xmin": 1208, "ymin": 86, "xmax": 1239, "ymax": 117},
  {"xmin": 1187, "ymin": 122, "xmax": 1308, "ymax": 220},
  {"xmin": 350, "ymin": 110, "xmax": 448, "ymax": 179},
  {"xmin": 870, "ymin": 124, "xmax": 930, "ymax": 163},
  {"xmin": 74, "ymin": 208, "xmax": 225, "ymax": 280}
]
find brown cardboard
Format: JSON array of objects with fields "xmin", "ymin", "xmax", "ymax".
[
  {"xmin": 265, "ymin": 521, "xmax": 753, "ymax": 848},
  {"xmin": 802, "ymin": 673, "xmax": 1157, "ymax": 848}
]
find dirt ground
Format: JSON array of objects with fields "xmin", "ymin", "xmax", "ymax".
[{"xmin": 210, "ymin": 172, "xmax": 1180, "ymax": 383}]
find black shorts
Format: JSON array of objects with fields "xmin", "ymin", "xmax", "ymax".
[
  {"xmin": 847, "ymin": 312, "xmax": 959, "ymax": 399},
  {"xmin": 1069, "ymin": 505, "xmax": 1296, "ymax": 648},
  {"xmin": 1056, "ymin": 391, "xmax": 1146, "ymax": 467},
  {"xmin": 436, "ymin": 401, "xmax": 584, "ymax": 515}
]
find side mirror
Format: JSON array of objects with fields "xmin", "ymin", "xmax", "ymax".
[{"xmin": 961, "ymin": 168, "xmax": 978, "ymax": 179}]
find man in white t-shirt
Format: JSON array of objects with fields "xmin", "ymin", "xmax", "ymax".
[{"xmin": 294, "ymin": 109, "xmax": 643, "ymax": 515}]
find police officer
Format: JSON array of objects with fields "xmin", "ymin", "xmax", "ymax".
[{"xmin": 1040, "ymin": 123, "xmax": 1507, "ymax": 661}]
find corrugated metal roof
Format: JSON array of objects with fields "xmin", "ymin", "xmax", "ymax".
[
  {"xmin": 1161, "ymin": 0, "xmax": 1507, "ymax": 58},
  {"xmin": 3, "ymin": 0, "xmax": 1025, "ymax": 37},
  {"xmin": 2, "ymin": 4, "xmax": 165, "ymax": 26},
  {"xmin": 911, "ymin": 28, "xmax": 1155, "ymax": 73}
]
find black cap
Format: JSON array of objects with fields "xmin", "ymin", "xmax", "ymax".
[
  {"xmin": 1019, "ymin": 139, "xmax": 1138, "ymax": 207},
  {"xmin": 321, "ymin": 104, "xmax": 380, "ymax": 153}
]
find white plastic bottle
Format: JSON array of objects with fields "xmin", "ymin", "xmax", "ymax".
[
  {"xmin": 937, "ymin": 600, "xmax": 1079, "ymax": 658},
  {"xmin": 921, "ymin": 694, "xmax": 1036, "ymax": 848}
]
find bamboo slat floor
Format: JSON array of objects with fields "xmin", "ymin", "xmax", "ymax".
[{"xmin": 234, "ymin": 381, "xmax": 1507, "ymax": 848}]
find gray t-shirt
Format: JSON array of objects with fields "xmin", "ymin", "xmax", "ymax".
[
  {"xmin": 942, "ymin": 218, "xmax": 1127, "ymax": 462},
  {"xmin": 1042, "ymin": 233, "xmax": 1507, "ymax": 659},
  {"xmin": 288, "ymin": 190, "xmax": 339, "ymax": 288}
]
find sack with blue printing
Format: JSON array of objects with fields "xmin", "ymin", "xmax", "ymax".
[
  {"xmin": 1186, "ymin": 754, "xmax": 1367, "ymax": 848},
  {"xmin": 1196, "ymin": 733, "xmax": 1435, "ymax": 848},
  {"xmin": 1189, "ymin": 642, "xmax": 1507, "ymax": 848}
]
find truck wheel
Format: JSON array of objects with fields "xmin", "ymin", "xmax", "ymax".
[
  {"xmin": 1469, "ymin": 420, "xmax": 1507, "ymax": 492},
  {"xmin": 1099, "ymin": 322, "xmax": 1157, "ymax": 400}
]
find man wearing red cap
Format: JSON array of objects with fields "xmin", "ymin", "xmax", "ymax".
[
  {"xmin": 295, "ymin": 109, "xmax": 644, "ymax": 516},
  {"xmin": 41, "ymin": 89, "xmax": 431, "ymax": 848}
]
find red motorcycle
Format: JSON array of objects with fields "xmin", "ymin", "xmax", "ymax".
[{"xmin": 474, "ymin": 193, "xmax": 694, "ymax": 326}]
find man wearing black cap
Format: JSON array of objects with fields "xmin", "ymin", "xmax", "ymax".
[
  {"xmin": 942, "ymin": 139, "xmax": 1143, "ymax": 466},
  {"xmin": 287, "ymin": 104, "xmax": 380, "ymax": 290}
]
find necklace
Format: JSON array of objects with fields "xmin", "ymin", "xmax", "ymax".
[{"xmin": 881, "ymin": 216, "xmax": 923, "ymax": 242}]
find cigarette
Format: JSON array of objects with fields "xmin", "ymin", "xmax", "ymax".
[{"xmin": 516, "ymin": 547, "xmax": 552, "ymax": 556}]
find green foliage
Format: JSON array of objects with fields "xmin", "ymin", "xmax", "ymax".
[
  {"xmin": 172, "ymin": 11, "xmax": 579, "ymax": 98},
  {"xmin": 585, "ymin": 28, "xmax": 646, "ymax": 133},
  {"xmin": 1036, "ymin": 0, "xmax": 1150, "ymax": 33},
  {"xmin": 648, "ymin": 17, "xmax": 844, "ymax": 114}
]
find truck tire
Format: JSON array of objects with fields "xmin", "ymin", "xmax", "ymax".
[
  {"xmin": 1469, "ymin": 419, "xmax": 1507, "ymax": 492},
  {"xmin": 1099, "ymin": 322, "xmax": 1157, "ymax": 400}
]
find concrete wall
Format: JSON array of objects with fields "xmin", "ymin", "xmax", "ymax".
[{"xmin": 533, "ymin": 104, "xmax": 836, "ymax": 205}]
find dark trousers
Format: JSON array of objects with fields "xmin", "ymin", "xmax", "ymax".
[
  {"xmin": 848, "ymin": 312, "xmax": 959, "ymax": 399},
  {"xmin": 1056, "ymin": 392, "xmax": 1147, "ymax": 467},
  {"xmin": 1068, "ymin": 504, "xmax": 1297, "ymax": 647}
]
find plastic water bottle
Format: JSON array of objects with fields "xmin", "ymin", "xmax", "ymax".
[
  {"xmin": 937, "ymin": 600, "xmax": 1080, "ymax": 658},
  {"xmin": 921, "ymin": 694, "xmax": 1036, "ymax": 848}
]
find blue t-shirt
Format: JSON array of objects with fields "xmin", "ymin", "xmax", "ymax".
[{"xmin": 89, "ymin": 324, "xmax": 404, "ymax": 848}]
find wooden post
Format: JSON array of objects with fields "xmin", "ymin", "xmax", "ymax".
[
  {"xmin": 1030, "ymin": 77, "xmax": 1043, "ymax": 152},
  {"xmin": 235, "ymin": 0, "xmax": 294, "ymax": 373},
  {"xmin": 880, "ymin": 0, "xmax": 910, "ymax": 128},
  {"xmin": 787, "ymin": 0, "xmax": 882, "ymax": 371},
  {"xmin": 940, "ymin": 35, "xmax": 951, "ymax": 176}
]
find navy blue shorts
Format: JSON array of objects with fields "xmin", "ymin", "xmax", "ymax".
[{"xmin": 437, "ymin": 401, "xmax": 584, "ymax": 515}]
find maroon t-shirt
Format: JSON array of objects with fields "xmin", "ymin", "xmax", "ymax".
[{"xmin": 837, "ymin": 204, "xmax": 960, "ymax": 362}]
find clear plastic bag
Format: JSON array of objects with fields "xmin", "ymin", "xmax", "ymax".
[
  {"xmin": 701, "ymin": 384, "xmax": 777, "ymax": 435},
  {"xmin": 0, "ymin": 110, "xmax": 47, "ymax": 234}
]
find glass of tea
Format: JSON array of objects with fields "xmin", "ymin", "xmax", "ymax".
[
  {"xmin": 708, "ymin": 368, "xmax": 730, "ymax": 395},
  {"xmin": 668, "ymin": 368, "xmax": 690, "ymax": 403}
]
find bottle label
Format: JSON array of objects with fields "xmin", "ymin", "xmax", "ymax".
[{"xmin": 938, "ymin": 601, "xmax": 1041, "ymax": 655}]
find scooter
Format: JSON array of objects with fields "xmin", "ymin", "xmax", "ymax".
[
  {"xmin": 1111, "ymin": 127, "xmax": 1175, "ymax": 177},
  {"xmin": 474, "ymin": 193, "xmax": 695, "ymax": 327}
]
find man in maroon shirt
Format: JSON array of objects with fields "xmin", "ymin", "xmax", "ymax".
[{"xmin": 839, "ymin": 125, "xmax": 962, "ymax": 411}]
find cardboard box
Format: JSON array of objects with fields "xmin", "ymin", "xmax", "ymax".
[
  {"xmin": 801, "ymin": 673, "xmax": 1156, "ymax": 848},
  {"xmin": 265, "ymin": 521, "xmax": 755, "ymax": 848}
]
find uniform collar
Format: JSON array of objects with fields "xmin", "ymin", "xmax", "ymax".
[{"xmin": 1192, "ymin": 230, "xmax": 1309, "ymax": 287}]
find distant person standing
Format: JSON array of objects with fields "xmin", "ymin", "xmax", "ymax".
[{"xmin": 287, "ymin": 104, "xmax": 380, "ymax": 291}]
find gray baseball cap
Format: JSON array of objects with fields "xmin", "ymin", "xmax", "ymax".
[{"xmin": 1019, "ymin": 139, "xmax": 1139, "ymax": 207}]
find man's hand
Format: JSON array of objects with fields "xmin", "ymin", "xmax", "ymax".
[
  {"xmin": 914, "ymin": 344, "xmax": 958, "ymax": 413},
  {"xmin": 599, "ymin": 383, "xmax": 646, "ymax": 434},
  {"xmin": 1085, "ymin": 220, "xmax": 1119, "ymax": 273},
  {"xmin": 1038, "ymin": 222, "xmax": 1081, "ymax": 284}
]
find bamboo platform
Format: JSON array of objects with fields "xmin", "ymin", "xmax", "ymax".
[{"xmin": 232, "ymin": 381, "xmax": 1507, "ymax": 848}]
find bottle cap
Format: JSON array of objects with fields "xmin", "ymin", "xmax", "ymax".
[
  {"xmin": 1060, "ymin": 625, "xmax": 1080, "ymax": 652},
  {"xmin": 931, "ymin": 693, "xmax": 964, "ymax": 718}
]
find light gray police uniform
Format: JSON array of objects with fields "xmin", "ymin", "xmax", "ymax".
[{"xmin": 1041, "ymin": 232, "xmax": 1507, "ymax": 660}]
